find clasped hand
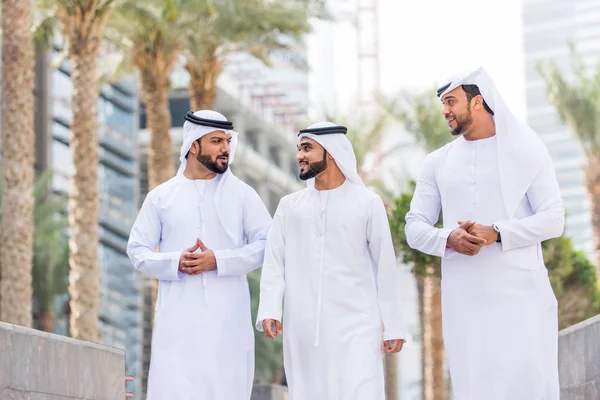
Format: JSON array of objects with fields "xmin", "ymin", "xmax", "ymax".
[
  {"xmin": 178, "ymin": 238, "xmax": 217, "ymax": 275},
  {"xmin": 447, "ymin": 221, "xmax": 498, "ymax": 256}
]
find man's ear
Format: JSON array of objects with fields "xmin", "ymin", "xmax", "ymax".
[
  {"xmin": 473, "ymin": 95, "xmax": 484, "ymax": 111},
  {"xmin": 190, "ymin": 140, "xmax": 200, "ymax": 156}
]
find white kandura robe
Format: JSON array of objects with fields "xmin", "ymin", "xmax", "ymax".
[
  {"xmin": 256, "ymin": 180, "xmax": 406, "ymax": 400},
  {"xmin": 406, "ymin": 135, "xmax": 564, "ymax": 400},
  {"xmin": 127, "ymin": 174, "xmax": 271, "ymax": 400}
]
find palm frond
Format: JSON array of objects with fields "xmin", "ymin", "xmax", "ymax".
[
  {"xmin": 382, "ymin": 89, "xmax": 452, "ymax": 153},
  {"xmin": 0, "ymin": 169, "xmax": 69, "ymax": 309},
  {"xmin": 538, "ymin": 45, "xmax": 600, "ymax": 157},
  {"xmin": 323, "ymin": 110, "xmax": 393, "ymax": 173},
  {"xmin": 182, "ymin": 0, "xmax": 312, "ymax": 67},
  {"xmin": 32, "ymin": 14, "xmax": 59, "ymax": 49}
]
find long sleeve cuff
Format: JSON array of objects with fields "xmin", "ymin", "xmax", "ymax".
[
  {"xmin": 166, "ymin": 251, "xmax": 185, "ymax": 281},
  {"xmin": 214, "ymin": 249, "xmax": 231, "ymax": 277},
  {"xmin": 438, "ymin": 228, "xmax": 454, "ymax": 257},
  {"xmin": 255, "ymin": 311, "xmax": 282, "ymax": 331},
  {"xmin": 383, "ymin": 326, "xmax": 407, "ymax": 342},
  {"xmin": 493, "ymin": 220, "xmax": 511, "ymax": 251},
  {"xmin": 132, "ymin": 250, "xmax": 185, "ymax": 281}
]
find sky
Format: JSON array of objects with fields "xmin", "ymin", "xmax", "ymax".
[{"xmin": 307, "ymin": 0, "xmax": 527, "ymax": 120}]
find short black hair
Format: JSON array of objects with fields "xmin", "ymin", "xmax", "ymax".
[{"xmin": 462, "ymin": 84, "xmax": 494, "ymax": 116}]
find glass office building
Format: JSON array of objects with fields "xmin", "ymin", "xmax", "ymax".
[{"xmin": 523, "ymin": 0, "xmax": 600, "ymax": 256}]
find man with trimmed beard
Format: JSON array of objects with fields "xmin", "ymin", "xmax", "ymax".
[
  {"xmin": 405, "ymin": 68, "xmax": 564, "ymax": 399},
  {"xmin": 127, "ymin": 110, "xmax": 271, "ymax": 399},
  {"xmin": 256, "ymin": 122, "xmax": 406, "ymax": 400}
]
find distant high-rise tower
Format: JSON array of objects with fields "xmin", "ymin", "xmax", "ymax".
[
  {"xmin": 357, "ymin": 0, "xmax": 380, "ymax": 109},
  {"xmin": 523, "ymin": 0, "xmax": 599, "ymax": 256}
]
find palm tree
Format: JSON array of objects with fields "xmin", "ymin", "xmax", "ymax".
[
  {"xmin": 0, "ymin": 0, "xmax": 36, "ymax": 327},
  {"xmin": 109, "ymin": 0, "xmax": 183, "ymax": 190},
  {"xmin": 0, "ymin": 171, "xmax": 70, "ymax": 332},
  {"xmin": 30, "ymin": 172, "xmax": 70, "ymax": 333},
  {"xmin": 541, "ymin": 231, "xmax": 600, "ymax": 329},
  {"xmin": 386, "ymin": 89, "xmax": 452, "ymax": 400},
  {"xmin": 248, "ymin": 270, "xmax": 284, "ymax": 384},
  {"xmin": 108, "ymin": 0, "xmax": 187, "ymax": 324},
  {"xmin": 538, "ymin": 49, "xmax": 600, "ymax": 273},
  {"xmin": 182, "ymin": 0, "xmax": 320, "ymax": 110},
  {"xmin": 34, "ymin": 0, "xmax": 118, "ymax": 341}
]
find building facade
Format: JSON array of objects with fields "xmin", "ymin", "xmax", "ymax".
[{"xmin": 523, "ymin": 0, "xmax": 600, "ymax": 256}]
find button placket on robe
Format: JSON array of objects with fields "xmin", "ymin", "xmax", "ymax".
[
  {"xmin": 473, "ymin": 141, "xmax": 478, "ymax": 207},
  {"xmin": 195, "ymin": 181, "xmax": 210, "ymax": 304},
  {"xmin": 314, "ymin": 192, "xmax": 329, "ymax": 347}
]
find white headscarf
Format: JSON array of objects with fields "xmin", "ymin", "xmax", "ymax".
[
  {"xmin": 298, "ymin": 121, "xmax": 365, "ymax": 188},
  {"xmin": 437, "ymin": 67, "xmax": 548, "ymax": 217},
  {"xmin": 176, "ymin": 109, "xmax": 241, "ymax": 243},
  {"xmin": 177, "ymin": 110, "xmax": 239, "ymax": 176}
]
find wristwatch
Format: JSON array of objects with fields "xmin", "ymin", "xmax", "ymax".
[{"xmin": 492, "ymin": 224, "xmax": 501, "ymax": 243}]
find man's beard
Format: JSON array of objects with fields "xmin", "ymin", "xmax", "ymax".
[
  {"xmin": 299, "ymin": 150, "xmax": 327, "ymax": 180},
  {"xmin": 197, "ymin": 151, "xmax": 229, "ymax": 174},
  {"xmin": 450, "ymin": 106, "xmax": 473, "ymax": 136}
]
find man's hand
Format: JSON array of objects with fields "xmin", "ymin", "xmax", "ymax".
[
  {"xmin": 383, "ymin": 339, "xmax": 404, "ymax": 353},
  {"xmin": 262, "ymin": 319, "xmax": 282, "ymax": 339},
  {"xmin": 459, "ymin": 221, "xmax": 498, "ymax": 246},
  {"xmin": 178, "ymin": 240, "xmax": 200, "ymax": 272},
  {"xmin": 447, "ymin": 221, "xmax": 486, "ymax": 256},
  {"xmin": 178, "ymin": 239, "xmax": 217, "ymax": 275}
]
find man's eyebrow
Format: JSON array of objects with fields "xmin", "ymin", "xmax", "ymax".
[
  {"xmin": 297, "ymin": 141, "xmax": 312, "ymax": 149},
  {"xmin": 442, "ymin": 95, "xmax": 457, "ymax": 103},
  {"xmin": 207, "ymin": 134, "xmax": 232, "ymax": 142}
]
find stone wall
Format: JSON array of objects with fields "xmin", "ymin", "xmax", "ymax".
[
  {"xmin": 6, "ymin": 312, "xmax": 598, "ymax": 400},
  {"xmin": 0, "ymin": 322, "xmax": 125, "ymax": 400},
  {"xmin": 559, "ymin": 314, "xmax": 600, "ymax": 399}
]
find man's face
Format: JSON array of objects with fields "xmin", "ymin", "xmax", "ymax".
[
  {"xmin": 192, "ymin": 130, "xmax": 232, "ymax": 174},
  {"xmin": 296, "ymin": 137, "xmax": 328, "ymax": 181},
  {"xmin": 441, "ymin": 87, "xmax": 473, "ymax": 136}
]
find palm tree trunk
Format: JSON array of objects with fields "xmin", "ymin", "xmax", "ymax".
[
  {"xmin": 138, "ymin": 63, "xmax": 176, "ymax": 321},
  {"xmin": 272, "ymin": 365, "xmax": 283, "ymax": 385},
  {"xmin": 419, "ymin": 277, "xmax": 432, "ymax": 400},
  {"xmin": 139, "ymin": 66, "xmax": 175, "ymax": 190},
  {"xmin": 185, "ymin": 52, "xmax": 223, "ymax": 111},
  {"xmin": 384, "ymin": 353, "xmax": 399, "ymax": 399},
  {"xmin": 0, "ymin": 0, "xmax": 35, "ymax": 327},
  {"xmin": 420, "ymin": 272, "xmax": 445, "ymax": 400},
  {"xmin": 585, "ymin": 153, "xmax": 600, "ymax": 277},
  {"xmin": 67, "ymin": 48, "xmax": 100, "ymax": 341},
  {"xmin": 429, "ymin": 275, "xmax": 445, "ymax": 400},
  {"xmin": 39, "ymin": 307, "xmax": 55, "ymax": 333}
]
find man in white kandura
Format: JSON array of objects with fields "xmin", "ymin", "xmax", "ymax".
[
  {"xmin": 406, "ymin": 67, "xmax": 564, "ymax": 399},
  {"xmin": 127, "ymin": 110, "xmax": 271, "ymax": 400},
  {"xmin": 256, "ymin": 122, "xmax": 406, "ymax": 400}
]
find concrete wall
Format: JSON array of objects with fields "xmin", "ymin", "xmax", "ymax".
[
  {"xmin": 0, "ymin": 322, "xmax": 125, "ymax": 400},
  {"xmin": 6, "ymin": 312, "xmax": 599, "ymax": 400},
  {"xmin": 251, "ymin": 384, "xmax": 289, "ymax": 400},
  {"xmin": 559, "ymin": 314, "xmax": 600, "ymax": 399}
]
